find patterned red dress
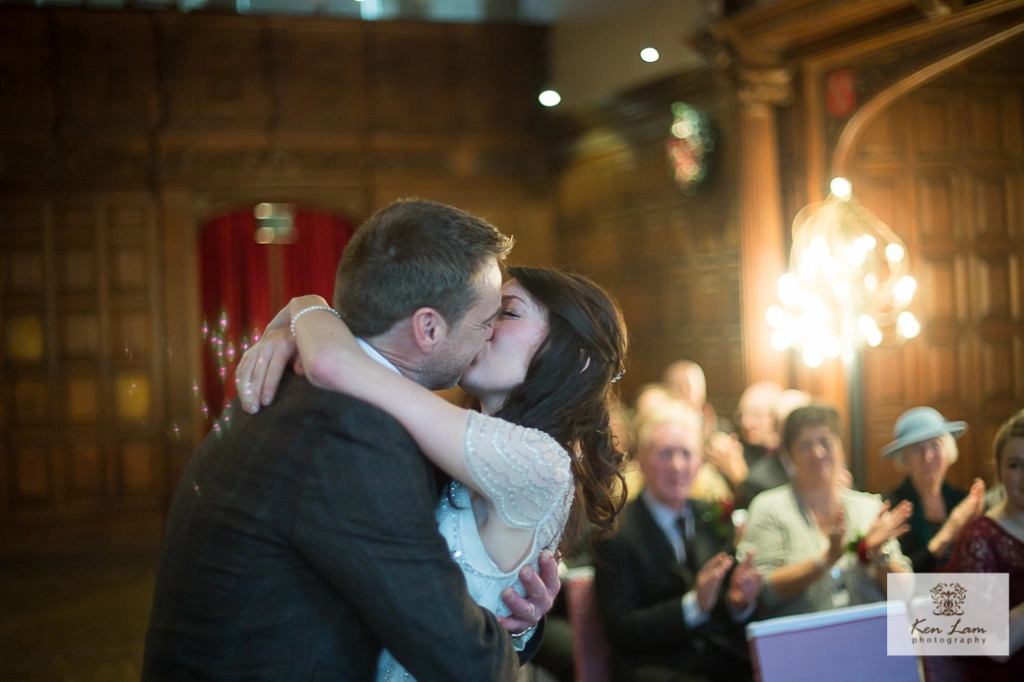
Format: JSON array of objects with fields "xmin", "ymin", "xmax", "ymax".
[{"xmin": 945, "ymin": 516, "xmax": 1024, "ymax": 681}]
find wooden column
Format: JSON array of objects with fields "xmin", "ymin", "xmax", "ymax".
[{"xmin": 737, "ymin": 67, "xmax": 791, "ymax": 386}]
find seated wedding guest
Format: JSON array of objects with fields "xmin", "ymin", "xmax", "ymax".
[
  {"xmin": 742, "ymin": 404, "xmax": 913, "ymax": 620},
  {"xmin": 594, "ymin": 402, "xmax": 760, "ymax": 682},
  {"xmin": 663, "ymin": 359, "xmax": 720, "ymax": 436},
  {"xmin": 734, "ymin": 389, "xmax": 812, "ymax": 507},
  {"xmin": 736, "ymin": 380, "xmax": 784, "ymax": 467},
  {"xmin": 945, "ymin": 409, "xmax": 1024, "ymax": 681},
  {"xmin": 634, "ymin": 379, "xmax": 732, "ymax": 504},
  {"xmin": 881, "ymin": 406, "xmax": 985, "ymax": 572},
  {"xmin": 634, "ymin": 382, "xmax": 674, "ymax": 418},
  {"xmin": 662, "ymin": 360, "xmax": 744, "ymax": 505},
  {"xmin": 702, "ymin": 380, "xmax": 784, "ymax": 508}
]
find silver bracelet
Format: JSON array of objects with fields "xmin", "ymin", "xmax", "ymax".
[{"xmin": 290, "ymin": 305, "xmax": 340, "ymax": 337}]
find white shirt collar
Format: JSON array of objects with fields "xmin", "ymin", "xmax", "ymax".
[
  {"xmin": 356, "ymin": 338, "xmax": 401, "ymax": 374},
  {"xmin": 641, "ymin": 489, "xmax": 693, "ymax": 562},
  {"xmin": 641, "ymin": 489, "xmax": 691, "ymax": 532}
]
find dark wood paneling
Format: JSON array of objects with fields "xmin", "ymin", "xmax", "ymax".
[
  {"xmin": 555, "ymin": 72, "xmax": 745, "ymax": 416},
  {"xmin": 854, "ymin": 61, "xmax": 1024, "ymax": 495},
  {"xmin": 0, "ymin": 9, "xmax": 554, "ymax": 550}
]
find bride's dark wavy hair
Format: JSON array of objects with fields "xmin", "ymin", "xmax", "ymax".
[{"xmin": 490, "ymin": 266, "xmax": 629, "ymax": 554}]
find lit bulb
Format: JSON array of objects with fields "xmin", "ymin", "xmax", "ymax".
[
  {"xmin": 864, "ymin": 273, "xmax": 878, "ymax": 291},
  {"xmin": 898, "ymin": 311, "xmax": 921, "ymax": 338},
  {"xmin": 885, "ymin": 243, "xmax": 905, "ymax": 263},
  {"xmin": 823, "ymin": 336, "xmax": 842, "ymax": 358},
  {"xmin": 798, "ymin": 258, "xmax": 817, "ymax": 281},
  {"xmin": 771, "ymin": 329, "xmax": 789, "ymax": 351},
  {"xmin": 846, "ymin": 243, "xmax": 867, "ymax": 267},
  {"xmin": 830, "ymin": 177, "xmax": 853, "ymax": 200},
  {"xmin": 538, "ymin": 90, "xmax": 561, "ymax": 107},
  {"xmin": 802, "ymin": 345, "xmax": 824, "ymax": 368},
  {"xmin": 867, "ymin": 328, "xmax": 883, "ymax": 347},
  {"xmin": 833, "ymin": 280, "xmax": 850, "ymax": 300},
  {"xmin": 858, "ymin": 314, "xmax": 879, "ymax": 338},
  {"xmin": 893, "ymin": 275, "xmax": 917, "ymax": 306},
  {"xmin": 777, "ymin": 274, "xmax": 800, "ymax": 304},
  {"xmin": 639, "ymin": 47, "xmax": 660, "ymax": 63},
  {"xmin": 810, "ymin": 237, "xmax": 830, "ymax": 259},
  {"xmin": 766, "ymin": 305, "xmax": 785, "ymax": 327}
]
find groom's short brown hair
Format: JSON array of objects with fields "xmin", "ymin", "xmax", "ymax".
[{"xmin": 333, "ymin": 199, "xmax": 514, "ymax": 338}]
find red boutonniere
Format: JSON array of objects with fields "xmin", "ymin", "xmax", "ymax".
[
  {"xmin": 702, "ymin": 499, "xmax": 736, "ymax": 538},
  {"xmin": 846, "ymin": 534, "xmax": 870, "ymax": 564}
]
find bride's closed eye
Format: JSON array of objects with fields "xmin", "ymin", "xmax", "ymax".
[{"xmin": 500, "ymin": 308, "xmax": 520, "ymax": 319}]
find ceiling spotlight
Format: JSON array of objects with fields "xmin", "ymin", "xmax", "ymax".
[
  {"xmin": 640, "ymin": 47, "xmax": 660, "ymax": 63},
  {"xmin": 538, "ymin": 90, "xmax": 561, "ymax": 107}
]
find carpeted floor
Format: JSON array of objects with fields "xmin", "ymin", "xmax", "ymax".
[{"xmin": 0, "ymin": 547, "xmax": 160, "ymax": 682}]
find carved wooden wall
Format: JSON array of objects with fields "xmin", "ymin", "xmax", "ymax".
[
  {"xmin": 853, "ymin": 44, "xmax": 1024, "ymax": 494},
  {"xmin": 555, "ymin": 73, "xmax": 747, "ymax": 418},
  {"xmin": 0, "ymin": 8, "xmax": 553, "ymax": 550},
  {"xmin": 1, "ymin": 194, "xmax": 165, "ymax": 542}
]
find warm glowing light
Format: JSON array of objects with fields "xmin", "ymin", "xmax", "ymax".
[
  {"xmin": 830, "ymin": 177, "xmax": 853, "ymax": 200},
  {"xmin": 771, "ymin": 329, "xmax": 790, "ymax": 351},
  {"xmin": 803, "ymin": 346, "xmax": 824, "ymax": 368},
  {"xmin": 897, "ymin": 311, "xmax": 921, "ymax": 338},
  {"xmin": 255, "ymin": 226, "xmax": 275, "ymax": 244},
  {"xmin": 858, "ymin": 314, "xmax": 878, "ymax": 337},
  {"xmin": 777, "ymin": 274, "xmax": 800, "ymax": 304},
  {"xmin": 765, "ymin": 181, "xmax": 917, "ymax": 366},
  {"xmin": 538, "ymin": 90, "xmax": 561, "ymax": 107},
  {"xmin": 640, "ymin": 47, "xmax": 660, "ymax": 63},
  {"xmin": 254, "ymin": 202, "xmax": 274, "ymax": 219}
]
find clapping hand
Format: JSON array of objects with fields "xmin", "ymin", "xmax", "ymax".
[
  {"xmin": 865, "ymin": 500, "xmax": 912, "ymax": 558},
  {"xmin": 726, "ymin": 550, "xmax": 761, "ymax": 614},
  {"xmin": 695, "ymin": 552, "xmax": 735, "ymax": 614},
  {"xmin": 826, "ymin": 506, "xmax": 847, "ymax": 565},
  {"xmin": 704, "ymin": 432, "xmax": 748, "ymax": 487},
  {"xmin": 948, "ymin": 478, "xmax": 986, "ymax": 529}
]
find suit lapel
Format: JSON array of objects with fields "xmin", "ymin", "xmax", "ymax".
[{"xmin": 636, "ymin": 496, "xmax": 695, "ymax": 584}]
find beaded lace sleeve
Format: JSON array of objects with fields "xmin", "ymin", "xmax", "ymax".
[{"xmin": 463, "ymin": 411, "xmax": 574, "ymax": 531}]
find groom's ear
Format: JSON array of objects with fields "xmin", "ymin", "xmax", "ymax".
[{"xmin": 410, "ymin": 307, "xmax": 449, "ymax": 353}]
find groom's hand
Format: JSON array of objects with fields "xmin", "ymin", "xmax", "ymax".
[{"xmin": 498, "ymin": 549, "xmax": 560, "ymax": 634}]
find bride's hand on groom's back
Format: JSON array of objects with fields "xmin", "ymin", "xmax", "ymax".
[{"xmin": 236, "ymin": 327, "xmax": 298, "ymax": 413}]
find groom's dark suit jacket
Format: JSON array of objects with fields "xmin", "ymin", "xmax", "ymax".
[
  {"xmin": 143, "ymin": 371, "xmax": 524, "ymax": 681},
  {"xmin": 593, "ymin": 495, "xmax": 752, "ymax": 682}
]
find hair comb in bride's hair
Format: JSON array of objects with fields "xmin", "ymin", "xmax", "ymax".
[{"xmin": 611, "ymin": 370, "xmax": 625, "ymax": 383}]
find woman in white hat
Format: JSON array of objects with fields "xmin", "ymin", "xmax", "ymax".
[{"xmin": 881, "ymin": 406, "xmax": 986, "ymax": 572}]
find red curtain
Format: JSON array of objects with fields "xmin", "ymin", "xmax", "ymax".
[{"xmin": 198, "ymin": 207, "xmax": 353, "ymax": 420}]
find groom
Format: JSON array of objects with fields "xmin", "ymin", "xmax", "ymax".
[{"xmin": 143, "ymin": 199, "xmax": 555, "ymax": 681}]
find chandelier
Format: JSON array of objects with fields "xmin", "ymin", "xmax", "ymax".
[{"xmin": 766, "ymin": 177, "xmax": 920, "ymax": 367}]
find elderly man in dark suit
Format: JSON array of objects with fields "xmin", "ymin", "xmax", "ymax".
[
  {"xmin": 594, "ymin": 402, "xmax": 760, "ymax": 682},
  {"xmin": 143, "ymin": 199, "xmax": 555, "ymax": 681}
]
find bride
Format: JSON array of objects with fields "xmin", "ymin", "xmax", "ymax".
[{"xmin": 237, "ymin": 265, "xmax": 629, "ymax": 681}]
